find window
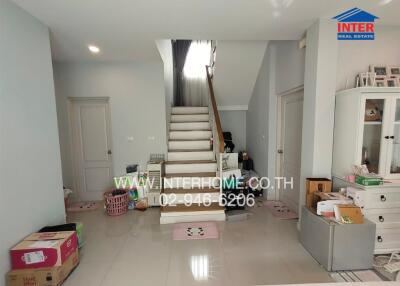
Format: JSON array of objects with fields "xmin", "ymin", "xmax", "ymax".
[{"xmin": 183, "ymin": 41, "xmax": 211, "ymax": 79}]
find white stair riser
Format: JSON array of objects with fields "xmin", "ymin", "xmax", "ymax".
[
  {"xmin": 170, "ymin": 122, "xmax": 210, "ymax": 131},
  {"xmin": 168, "ymin": 151, "xmax": 214, "ymax": 161},
  {"xmin": 164, "ymin": 177, "xmax": 219, "ymax": 189},
  {"xmin": 160, "ymin": 213, "xmax": 225, "ymax": 224},
  {"xmin": 162, "ymin": 193, "xmax": 220, "ymax": 205},
  {"xmin": 171, "ymin": 107, "xmax": 208, "ymax": 114},
  {"xmin": 171, "ymin": 114, "xmax": 209, "ymax": 122},
  {"xmin": 169, "ymin": 130, "xmax": 212, "ymax": 140},
  {"xmin": 169, "ymin": 140, "xmax": 210, "ymax": 150},
  {"xmin": 165, "ymin": 163, "xmax": 217, "ymax": 174}
]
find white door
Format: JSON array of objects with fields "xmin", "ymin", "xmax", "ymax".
[
  {"xmin": 278, "ymin": 90, "xmax": 303, "ymax": 214},
  {"xmin": 70, "ymin": 98, "xmax": 113, "ymax": 201}
]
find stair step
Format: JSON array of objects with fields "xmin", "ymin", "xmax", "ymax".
[
  {"xmin": 168, "ymin": 151, "xmax": 214, "ymax": 161},
  {"xmin": 161, "ymin": 203, "xmax": 224, "ymax": 213},
  {"xmin": 169, "ymin": 139, "xmax": 211, "ymax": 142},
  {"xmin": 163, "ymin": 188, "xmax": 219, "ymax": 194},
  {"xmin": 164, "ymin": 172, "xmax": 216, "ymax": 178},
  {"xmin": 168, "ymin": 149, "xmax": 212, "ymax": 152},
  {"xmin": 165, "ymin": 160, "xmax": 216, "ymax": 165},
  {"xmin": 171, "ymin": 107, "xmax": 208, "ymax": 115},
  {"xmin": 170, "ymin": 122, "xmax": 210, "ymax": 131},
  {"xmin": 168, "ymin": 140, "xmax": 211, "ymax": 151},
  {"xmin": 165, "ymin": 161, "xmax": 217, "ymax": 174},
  {"xmin": 171, "ymin": 114, "xmax": 209, "ymax": 122},
  {"xmin": 169, "ymin": 130, "xmax": 212, "ymax": 140}
]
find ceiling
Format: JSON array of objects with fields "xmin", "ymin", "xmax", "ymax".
[{"xmin": 12, "ymin": 0, "xmax": 400, "ymax": 62}]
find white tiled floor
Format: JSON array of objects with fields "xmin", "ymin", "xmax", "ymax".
[{"xmin": 64, "ymin": 205, "xmax": 333, "ymax": 286}]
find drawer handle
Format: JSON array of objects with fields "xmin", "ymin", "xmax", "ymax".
[
  {"xmin": 380, "ymin": 195, "xmax": 387, "ymax": 202},
  {"xmin": 377, "ymin": 236, "xmax": 383, "ymax": 243},
  {"xmin": 379, "ymin": 216, "xmax": 385, "ymax": 222}
]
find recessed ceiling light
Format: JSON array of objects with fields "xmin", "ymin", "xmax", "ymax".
[{"xmin": 88, "ymin": 45, "xmax": 100, "ymax": 54}]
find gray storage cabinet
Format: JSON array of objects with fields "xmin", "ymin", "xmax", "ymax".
[{"xmin": 300, "ymin": 206, "xmax": 376, "ymax": 271}]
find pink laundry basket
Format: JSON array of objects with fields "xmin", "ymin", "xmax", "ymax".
[{"xmin": 104, "ymin": 190, "xmax": 129, "ymax": 216}]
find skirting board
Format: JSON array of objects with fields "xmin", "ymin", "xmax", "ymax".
[{"xmin": 217, "ymin": 105, "xmax": 248, "ymax": 111}]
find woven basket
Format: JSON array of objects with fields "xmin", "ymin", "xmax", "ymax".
[{"xmin": 104, "ymin": 190, "xmax": 129, "ymax": 216}]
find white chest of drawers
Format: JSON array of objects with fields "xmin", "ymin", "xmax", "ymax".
[{"xmin": 337, "ymin": 178, "xmax": 400, "ymax": 254}]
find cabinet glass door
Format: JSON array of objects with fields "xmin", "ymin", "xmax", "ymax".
[
  {"xmin": 389, "ymin": 99, "xmax": 400, "ymax": 174},
  {"xmin": 362, "ymin": 99, "xmax": 384, "ymax": 174}
]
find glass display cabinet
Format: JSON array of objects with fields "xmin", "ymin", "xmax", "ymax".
[{"xmin": 333, "ymin": 87, "xmax": 400, "ymax": 179}]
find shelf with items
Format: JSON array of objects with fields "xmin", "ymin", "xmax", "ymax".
[{"xmin": 364, "ymin": 121, "xmax": 382, "ymax": 125}]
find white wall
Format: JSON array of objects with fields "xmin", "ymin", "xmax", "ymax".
[
  {"xmin": 0, "ymin": 0, "xmax": 65, "ymax": 282},
  {"xmin": 246, "ymin": 40, "xmax": 305, "ymax": 199},
  {"xmin": 246, "ymin": 45, "xmax": 269, "ymax": 180},
  {"xmin": 300, "ymin": 19, "xmax": 338, "ymax": 218},
  {"xmin": 156, "ymin": 39, "xmax": 174, "ymax": 133},
  {"xmin": 219, "ymin": 110, "xmax": 246, "ymax": 151},
  {"xmin": 156, "ymin": 40, "xmax": 174, "ymax": 106},
  {"xmin": 336, "ymin": 26, "xmax": 400, "ymax": 91},
  {"xmin": 214, "ymin": 41, "xmax": 268, "ymax": 108},
  {"xmin": 275, "ymin": 41, "xmax": 305, "ymax": 94},
  {"xmin": 53, "ymin": 62, "xmax": 167, "ymax": 192}
]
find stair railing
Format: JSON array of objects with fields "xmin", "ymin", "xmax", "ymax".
[{"xmin": 205, "ymin": 66, "xmax": 224, "ymax": 177}]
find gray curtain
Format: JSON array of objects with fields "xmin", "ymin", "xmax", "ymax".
[{"xmin": 172, "ymin": 40, "xmax": 191, "ymax": 106}]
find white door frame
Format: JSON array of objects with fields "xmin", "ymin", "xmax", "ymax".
[
  {"xmin": 276, "ymin": 86, "xmax": 304, "ymax": 206},
  {"xmin": 67, "ymin": 97, "xmax": 113, "ymax": 201}
]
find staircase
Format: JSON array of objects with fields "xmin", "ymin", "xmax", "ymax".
[{"xmin": 160, "ymin": 106, "xmax": 225, "ymax": 224}]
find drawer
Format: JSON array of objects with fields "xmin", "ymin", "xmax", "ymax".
[
  {"xmin": 374, "ymin": 227, "xmax": 400, "ymax": 251},
  {"xmin": 366, "ymin": 191, "xmax": 400, "ymax": 209},
  {"xmin": 365, "ymin": 209, "xmax": 400, "ymax": 228}
]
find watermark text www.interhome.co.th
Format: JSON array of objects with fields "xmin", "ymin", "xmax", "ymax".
[{"xmin": 113, "ymin": 175, "xmax": 294, "ymax": 191}]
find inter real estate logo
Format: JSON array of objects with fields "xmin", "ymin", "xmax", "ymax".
[{"xmin": 332, "ymin": 8, "xmax": 379, "ymax": 40}]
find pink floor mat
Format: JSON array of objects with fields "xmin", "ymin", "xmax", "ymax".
[
  {"xmin": 66, "ymin": 201, "xmax": 101, "ymax": 212},
  {"xmin": 173, "ymin": 222, "xmax": 219, "ymax": 241},
  {"xmin": 264, "ymin": 200, "xmax": 298, "ymax": 220}
]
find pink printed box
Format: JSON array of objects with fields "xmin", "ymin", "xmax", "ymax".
[{"xmin": 10, "ymin": 231, "xmax": 78, "ymax": 270}]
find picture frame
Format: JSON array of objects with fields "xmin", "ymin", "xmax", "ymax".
[
  {"xmin": 375, "ymin": 78, "xmax": 387, "ymax": 87},
  {"xmin": 388, "ymin": 66, "xmax": 400, "ymax": 77},
  {"xmin": 370, "ymin": 65, "xmax": 388, "ymax": 77},
  {"xmin": 358, "ymin": 72, "xmax": 376, "ymax": 87},
  {"xmin": 386, "ymin": 77, "xmax": 399, "ymax": 87}
]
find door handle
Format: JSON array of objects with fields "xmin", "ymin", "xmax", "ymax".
[
  {"xmin": 390, "ymin": 136, "xmax": 395, "ymax": 139},
  {"xmin": 379, "ymin": 215, "xmax": 384, "ymax": 222},
  {"xmin": 380, "ymin": 195, "xmax": 386, "ymax": 202},
  {"xmin": 107, "ymin": 150, "xmax": 112, "ymax": 155},
  {"xmin": 377, "ymin": 236, "xmax": 383, "ymax": 243},
  {"xmin": 385, "ymin": 136, "xmax": 390, "ymax": 139},
  {"xmin": 277, "ymin": 149, "xmax": 283, "ymax": 154}
]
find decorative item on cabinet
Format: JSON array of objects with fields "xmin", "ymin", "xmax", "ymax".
[
  {"xmin": 388, "ymin": 66, "xmax": 400, "ymax": 77},
  {"xmin": 370, "ymin": 65, "xmax": 388, "ymax": 77},
  {"xmin": 364, "ymin": 101, "xmax": 382, "ymax": 121},
  {"xmin": 386, "ymin": 77, "xmax": 399, "ymax": 87},
  {"xmin": 357, "ymin": 72, "xmax": 376, "ymax": 87},
  {"xmin": 375, "ymin": 77, "xmax": 387, "ymax": 87}
]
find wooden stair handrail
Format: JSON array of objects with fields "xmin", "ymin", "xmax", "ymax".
[{"xmin": 205, "ymin": 65, "xmax": 224, "ymax": 153}]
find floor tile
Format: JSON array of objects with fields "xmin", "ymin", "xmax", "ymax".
[{"xmin": 65, "ymin": 204, "xmax": 333, "ymax": 286}]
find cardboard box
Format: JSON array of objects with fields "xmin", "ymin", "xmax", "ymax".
[
  {"xmin": 305, "ymin": 178, "xmax": 332, "ymax": 208},
  {"xmin": 10, "ymin": 232, "xmax": 78, "ymax": 270},
  {"xmin": 314, "ymin": 192, "xmax": 353, "ymax": 216},
  {"xmin": 334, "ymin": 204, "xmax": 364, "ymax": 224},
  {"xmin": 306, "ymin": 178, "xmax": 332, "ymax": 194},
  {"xmin": 7, "ymin": 249, "xmax": 79, "ymax": 286}
]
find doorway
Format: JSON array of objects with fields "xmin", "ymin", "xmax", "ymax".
[
  {"xmin": 277, "ymin": 88, "xmax": 304, "ymax": 214},
  {"xmin": 69, "ymin": 98, "xmax": 113, "ymax": 201}
]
